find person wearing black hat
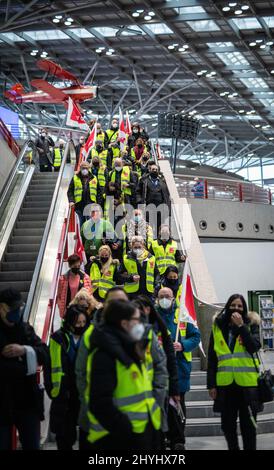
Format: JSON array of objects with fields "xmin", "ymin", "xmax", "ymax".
[
  {"xmin": 0, "ymin": 288, "xmax": 49, "ymax": 450},
  {"xmin": 44, "ymin": 305, "xmax": 88, "ymax": 450}
]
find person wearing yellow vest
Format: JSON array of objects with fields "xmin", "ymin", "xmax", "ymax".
[
  {"xmin": 105, "ymin": 118, "xmax": 120, "ymax": 167},
  {"xmin": 88, "ymin": 140, "xmax": 109, "ymax": 167},
  {"xmin": 53, "ymin": 139, "xmax": 65, "ymax": 172},
  {"xmin": 89, "ymin": 245, "xmax": 120, "ymax": 302},
  {"xmin": 207, "ymin": 294, "xmax": 262, "ymax": 451},
  {"xmin": 90, "ymin": 156, "xmax": 108, "ymax": 191},
  {"xmin": 151, "ymin": 225, "xmax": 186, "ymax": 276},
  {"xmin": 160, "ymin": 266, "xmax": 183, "ymax": 306},
  {"xmin": 44, "ymin": 305, "xmax": 88, "ymax": 450},
  {"xmin": 107, "ymin": 158, "xmax": 136, "ymax": 205},
  {"xmin": 156, "ymin": 287, "xmax": 200, "ymax": 451},
  {"xmin": 86, "ymin": 300, "xmax": 161, "ymax": 450},
  {"xmin": 118, "ymin": 236, "xmax": 161, "ymax": 300},
  {"xmin": 67, "ymin": 161, "xmax": 102, "ymax": 227},
  {"xmin": 95, "ymin": 123, "xmax": 106, "ymax": 147}
]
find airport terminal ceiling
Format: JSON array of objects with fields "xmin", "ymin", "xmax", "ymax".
[{"xmin": 0, "ymin": 0, "xmax": 274, "ymax": 184}]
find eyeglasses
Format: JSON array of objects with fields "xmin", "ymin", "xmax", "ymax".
[{"xmin": 130, "ymin": 316, "xmax": 141, "ymax": 322}]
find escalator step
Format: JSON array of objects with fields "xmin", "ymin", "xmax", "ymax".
[
  {"xmin": 18, "ymin": 214, "xmax": 48, "ymax": 221},
  {"xmin": 16, "ymin": 221, "xmax": 46, "ymax": 229},
  {"xmin": 0, "ymin": 261, "xmax": 36, "ymax": 271},
  {"xmin": 21, "ymin": 292, "xmax": 28, "ymax": 302},
  {"xmin": 23, "ymin": 201, "xmax": 52, "ymax": 208},
  {"xmin": 5, "ymin": 252, "xmax": 38, "ymax": 262},
  {"xmin": 25, "ymin": 196, "xmax": 52, "ymax": 203},
  {"xmin": 0, "ymin": 281, "xmax": 31, "ymax": 291},
  {"xmin": 27, "ymin": 191, "xmax": 55, "ymax": 197},
  {"xmin": 7, "ymin": 244, "xmax": 40, "ymax": 253},
  {"xmin": 20, "ymin": 207, "xmax": 50, "ymax": 215},
  {"xmin": 0, "ymin": 271, "xmax": 33, "ymax": 281},
  {"xmin": 13, "ymin": 228, "xmax": 44, "ymax": 237},
  {"xmin": 11, "ymin": 236, "xmax": 43, "ymax": 245}
]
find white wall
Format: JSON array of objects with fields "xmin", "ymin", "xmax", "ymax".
[
  {"xmin": 0, "ymin": 138, "xmax": 17, "ymax": 194},
  {"xmin": 201, "ymin": 241, "xmax": 274, "ymax": 303}
]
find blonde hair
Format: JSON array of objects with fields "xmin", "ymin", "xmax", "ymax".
[
  {"xmin": 131, "ymin": 235, "xmax": 145, "ymax": 246},
  {"xmin": 69, "ymin": 288, "xmax": 100, "ymax": 316},
  {"xmin": 98, "ymin": 245, "xmax": 119, "ymax": 275}
]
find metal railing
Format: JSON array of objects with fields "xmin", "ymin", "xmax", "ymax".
[
  {"xmin": 175, "ymin": 174, "xmax": 272, "ymax": 205},
  {"xmin": 23, "ymin": 142, "xmax": 70, "ymax": 323},
  {"xmin": 0, "ymin": 118, "xmax": 20, "ymax": 157}
]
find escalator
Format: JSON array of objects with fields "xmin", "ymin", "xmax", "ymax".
[{"xmin": 0, "ymin": 172, "xmax": 58, "ymax": 302}]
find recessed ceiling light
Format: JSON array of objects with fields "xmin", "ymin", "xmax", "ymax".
[
  {"xmin": 220, "ymin": 92, "xmax": 226, "ymax": 96},
  {"xmin": 271, "ymin": 70, "xmax": 274, "ymax": 74},
  {"xmin": 96, "ymin": 48, "xmax": 102, "ymax": 53},
  {"xmin": 106, "ymin": 51, "xmax": 113, "ymax": 56},
  {"xmin": 249, "ymin": 42, "xmax": 256, "ymax": 46},
  {"xmin": 260, "ymin": 44, "xmax": 266, "ymax": 49},
  {"xmin": 132, "ymin": 12, "xmax": 139, "ymax": 17},
  {"xmin": 144, "ymin": 15, "xmax": 152, "ymax": 20},
  {"xmin": 64, "ymin": 21, "xmax": 72, "ymax": 25},
  {"xmin": 266, "ymin": 41, "xmax": 274, "ymax": 46},
  {"xmin": 53, "ymin": 18, "xmax": 60, "ymax": 23},
  {"xmin": 30, "ymin": 51, "xmax": 37, "ymax": 56},
  {"xmin": 222, "ymin": 6, "xmax": 231, "ymax": 12},
  {"xmin": 136, "ymin": 9, "xmax": 144, "ymax": 13},
  {"xmin": 235, "ymin": 9, "xmax": 243, "ymax": 15},
  {"xmin": 98, "ymin": 47, "xmax": 105, "ymax": 50},
  {"xmin": 256, "ymin": 39, "xmax": 263, "ymax": 43},
  {"xmin": 255, "ymin": 124, "xmax": 261, "ymax": 128},
  {"xmin": 168, "ymin": 45, "xmax": 175, "ymax": 49},
  {"xmin": 229, "ymin": 2, "xmax": 237, "ymax": 6},
  {"xmin": 197, "ymin": 72, "xmax": 203, "ymax": 76},
  {"xmin": 241, "ymin": 5, "xmax": 249, "ymax": 10},
  {"xmin": 228, "ymin": 94, "xmax": 234, "ymax": 98},
  {"xmin": 178, "ymin": 47, "xmax": 185, "ymax": 52},
  {"xmin": 239, "ymin": 109, "xmax": 245, "ymax": 113},
  {"xmin": 67, "ymin": 17, "xmax": 73, "ymax": 22},
  {"xmin": 269, "ymin": 137, "xmax": 274, "ymax": 140},
  {"xmin": 201, "ymin": 124, "xmax": 208, "ymax": 128},
  {"xmin": 55, "ymin": 15, "xmax": 62, "ymax": 19},
  {"xmin": 248, "ymin": 152, "xmax": 254, "ymax": 156},
  {"xmin": 109, "ymin": 48, "xmax": 115, "ymax": 52},
  {"xmin": 148, "ymin": 11, "xmax": 155, "ymax": 16}
]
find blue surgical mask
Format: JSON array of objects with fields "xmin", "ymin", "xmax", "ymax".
[
  {"xmin": 134, "ymin": 215, "xmax": 141, "ymax": 223},
  {"xmin": 6, "ymin": 306, "xmax": 23, "ymax": 324}
]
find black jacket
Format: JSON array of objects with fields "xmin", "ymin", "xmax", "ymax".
[
  {"xmin": 35, "ymin": 135, "xmax": 54, "ymax": 165},
  {"xmin": 118, "ymin": 251, "xmax": 161, "ymax": 299},
  {"xmin": 137, "ymin": 174, "xmax": 171, "ymax": 209},
  {"xmin": 89, "ymin": 324, "xmax": 148, "ymax": 439},
  {"xmin": 44, "ymin": 328, "xmax": 81, "ymax": 434},
  {"xmin": 67, "ymin": 171, "xmax": 102, "ymax": 210},
  {"xmin": 0, "ymin": 319, "xmax": 49, "ymax": 425}
]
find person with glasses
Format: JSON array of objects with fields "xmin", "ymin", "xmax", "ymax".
[
  {"xmin": 86, "ymin": 300, "xmax": 161, "ymax": 450},
  {"xmin": 207, "ymin": 294, "xmax": 262, "ymax": 450}
]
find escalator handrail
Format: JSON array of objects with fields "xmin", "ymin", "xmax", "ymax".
[
  {"xmin": 23, "ymin": 142, "xmax": 70, "ymax": 323},
  {"xmin": 0, "ymin": 139, "xmax": 31, "ymax": 207}
]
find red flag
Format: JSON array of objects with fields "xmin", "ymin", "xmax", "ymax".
[
  {"xmin": 118, "ymin": 107, "xmax": 127, "ymax": 151},
  {"xmin": 83, "ymin": 121, "xmax": 97, "ymax": 161},
  {"xmin": 125, "ymin": 110, "xmax": 132, "ymax": 136},
  {"xmin": 66, "ymin": 97, "xmax": 88, "ymax": 130},
  {"xmin": 75, "ymin": 214, "xmax": 87, "ymax": 266}
]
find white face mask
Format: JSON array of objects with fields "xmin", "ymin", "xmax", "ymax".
[
  {"xmin": 81, "ymin": 169, "xmax": 89, "ymax": 176},
  {"xmin": 41, "ymin": 132, "xmax": 47, "ymax": 137},
  {"xmin": 115, "ymin": 166, "xmax": 122, "ymax": 172},
  {"xmin": 129, "ymin": 323, "xmax": 145, "ymax": 341},
  {"xmin": 133, "ymin": 248, "xmax": 143, "ymax": 257},
  {"xmin": 159, "ymin": 298, "xmax": 173, "ymax": 310}
]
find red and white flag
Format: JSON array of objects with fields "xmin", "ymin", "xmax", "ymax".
[
  {"xmin": 177, "ymin": 258, "xmax": 206, "ymax": 356},
  {"xmin": 66, "ymin": 97, "xmax": 89, "ymax": 131},
  {"xmin": 75, "ymin": 214, "xmax": 87, "ymax": 266},
  {"xmin": 125, "ymin": 110, "xmax": 132, "ymax": 136},
  {"xmin": 83, "ymin": 121, "xmax": 97, "ymax": 161},
  {"xmin": 118, "ymin": 107, "xmax": 127, "ymax": 151}
]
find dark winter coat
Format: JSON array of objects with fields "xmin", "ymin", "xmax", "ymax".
[
  {"xmin": 0, "ymin": 319, "xmax": 49, "ymax": 425},
  {"xmin": 137, "ymin": 173, "xmax": 171, "ymax": 209},
  {"xmin": 207, "ymin": 311, "xmax": 262, "ymax": 413},
  {"xmin": 35, "ymin": 135, "xmax": 54, "ymax": 165}
]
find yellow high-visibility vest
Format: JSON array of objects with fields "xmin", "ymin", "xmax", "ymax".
[
  {"xmin": 53, "ymin": 148, "xmax": 62, "ymax": 167},
  {"xmin": 90, "ymin": 262, "xmax": 116, "ymax": 299},
  {"xmin": 73, "ymin": 174, "xmax": 98, "ymax": 204},
  {"xmin": 212, "ymin": 324, "xmax": 259, "ymax": 387},
  {"xmin": 110, "ymin": 166, "xmax": 131, "ymax": 196},
  {"xmin": 49, "ymin": 333, "xmax": 69, "ymax": 398},
  {"xmin": 123, "ymin": 255, "xmax": 155, "ymax": 294},
  {"xmin": 91, "ymin": 148, "xmax": 108, "ymax": 167},
  {"xmin": 151, "ymin": 239, "xmax": 178, "ymax": 275}
]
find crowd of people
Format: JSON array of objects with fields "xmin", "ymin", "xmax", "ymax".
[{"xmin": 0, "ymin": 118, "xmax": 265, "ymax": 452}]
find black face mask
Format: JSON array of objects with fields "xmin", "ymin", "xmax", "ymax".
[
  {"xmin": 137, "ymin": 143, "xmax": 142, "ymax": 148},
  {"xmin": 100, "ymin": 257, "xmax": 109, "ymax": 264},
  {"xmin": 73, "ymin": 326, "xmax": 86, "ymax": 336},
  {"xmin": 151, "ymin": 171, "xmax": 158, "ymax": 178},
  {"xmin": 71, "ymin": 267, "xmax": 80, "ymax": 275},
  {"xmin": 143, "ymin": 156, "xmax": 148, "ymax": 161},
  {"xmin": 167, "ymin": 278, "xmax": 179, "ymax": 286},
  {"xmin": 93, "ymin": 161, "xmax": 99, "ymax": 167},
  {"xmin": 96, "ymin": 145, "xmax": 103, "ymax": 152}
]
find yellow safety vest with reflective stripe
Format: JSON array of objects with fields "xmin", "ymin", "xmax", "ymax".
[
  {"xmin": 91, "ymin": 148, "xmax": 108, "ymax": 167},
  {"xmin": 49, "ymin": 333, "xmax": 70, "ymax": 398},
  {"xmin": 96, "ymin": 131, "xmax": 105, "ymax": 145},
  {"xmin": 73, "ymin": 174, "xmax": 98, "ymax": 204},
  {"xmin": 83, "ymin": 324, "xmax": 95, "ymax": 349},
  {"xmin": 90, "ymin": 262, "xmax": 116, "ymax": 299},
  {"xmin": 106, "ymin": 129, "xmax": 118, "ymax": 143},
  {"xmin": 212, "ymin": 324, "xmax": 260, "ymax": 387},
  {"xmin": 53, "ymin": 148, "xmax": 62, "ymax": 167},
  {"xmin": 151, "ymin": 240, "xmax": 178, "ymax": 275},
  {"xmin": 97, "ymin": 166, "xmax": 106, "ymax": 189},
  {"xmin": 123, "ymin": 255, "xmax": 155, "ymax": 294},
  {"xmin": 110, "ymin": 166, "xmax": 131, "ymax": 196},
  {"xmin": 86, "ymin": 348, "xmax": 161, "ymax": 443},
  {"xmin": 176, "ymin": 284, "xmax": 183, "ymax": 306},
  {"xmin": 174, "ymin": 308, "xmax": 192, "ymax": 362}
]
